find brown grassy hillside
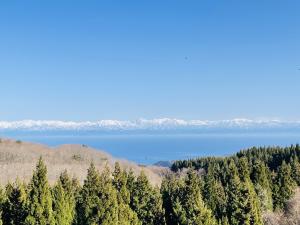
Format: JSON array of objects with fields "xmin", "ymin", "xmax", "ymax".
[{"xmin": 0, "ymin": 138, "xmax": 165, "ymax": 186}]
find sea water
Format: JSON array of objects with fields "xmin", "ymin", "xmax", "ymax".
[{"xmin": 7, "ymin": 133, "xmax": 300, "ymax": 165}]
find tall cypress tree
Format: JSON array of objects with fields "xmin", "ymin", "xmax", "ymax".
[
  {"xmin": 76, "ymin": 162, "xmax": 100, "ymax": 225},
  {"xmin": 25, "ymin": 157, "xmax": 55, "ymax": 225},
  {"xmin": 126, "ymin": 169, "xmax": 136, "ymax": 197},
  {"xmin": 225, "ymin": 160, "xmax": 243, "ymax": 225},
  {"xmin": 290, "ymin": 156, "xmax": 300, "ymax": 185},
  {"xmin": 161, "ymin": 174, "xmax": 185, "ymax": 225},
  {"xmin": 181, "ymin": 170, "xmax": 217, "ymax": 225},
  {"xmin": 52, "ymin": 183, "xmax": 71, "ymax": 225},
  {"xmin": 273, "ymin": 161, "xmax": 296, "ymax": 210},
  {"xmin": 172, "ymin": 197, "xmax": 187, "ymax": 225},
  {"xmin": 3, "ymin": 180, "xmax": 28, "ymax": 225},
  {"xmin": 228, "ymin": 158, "xmax": 263, "ymax": 225},
  {"xmin": 203, "ymin": 164, "xmax": 227, "ymax": 220},
  {"xmin": 130, "ymin": 171, "xmax": 165, "ymax": 225},
  {"xmin": 163, "ymin": 171, "xmax": 217, "ymax": 225},
  {"xmin": 237, "ymin": 158, "xmax": 263, "ymax": 225},
  {"xmin": 112, "ymin": 162, "xmax": 140, "ymax": 225},
  {"xmin": 113, "ymin": 162, "xmax": 130, "ymax": 204},
  {"xmin": 97, "ymin": 166, "xmax": 119, "ymax": 224},
  {"xmin": 251, "ymin": 160, "xmax": 273, "ymax": 211},
  {"xmin": 77, "ymin": 163, "xmax": 119, "ymax": 225},
  {"xmin": 225, "ymin": 159, "xmax": 262, "ymax": 225},
  {"xmin": 52, "ymin": 171, "xmax": 76, "ymax": 225}
]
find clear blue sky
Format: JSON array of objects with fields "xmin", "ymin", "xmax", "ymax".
[{"xmin": 0, "ymin": 1, "xmax": 299, "ymax": 121}]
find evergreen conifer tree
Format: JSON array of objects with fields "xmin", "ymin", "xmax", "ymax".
[
  {"xmin": 130, "ymin": 171, "xmax": 165, "ymax": 225},
  {"xmin": 52, "ymin": 171, "xmax": 75, "ymax": 225},
  {"xmin": 161, "ymin": 174, "xmax": 185, "ymax": 225},
  {"xmin": 76, "ymin": 162, "xmax": 100, "ymax": 225},
  {"xmin": 225, "ymin": 159, "xmax": 263, "ymax": 225},
  {"xmin": 77, "ymin": 163, "xmax": 119, "ymax": 225},
  {"xmin": 126, "ymin": 169, "xmax": 136, "ymax": 196},
  {"xmin": 25, "ymin": 157, "xmax": 55, "ymax": 225},
  {"xmin": 203, "ymin": 164, "xmax": 227, "ymax": 220},
  {"xmin": 273, "ymin": 161, "xmax": 297, "ymax": 210},
  {"xmin": 237, "ymin": 158, "xmax": 263, "ymax": 225},
  {"xmin": 251, "ymin": 160, "xmax": 273, "ymax": 211},
  {"xmin": 97, "ymin": 166, "xmax": 119, "ymax": 224},
  {"xmin": 112, "ymin": 162, "xmax": 140, "ymax": 225},
  {"xmin": 290, "ymin": 156, "xmax": 300, "ymax": 185},
  {"xmin": 3, "ymin": 180, "xmax": 28, "ymax": 225},
  {"xmin": 113, "ymin": 162, "xmax": 130, "ymax": 204},
  {"xmin": 181, "ymin": 170, "xmax": 217, "ymax": 225},
  {"xmin": 163, "ymin": 171, "xmax": 217, "ymax": 225},
  {"xmin": 225, "ymin": 160, "xmax": 243, "ymax": 225},
  {"xmin": 173, "ymin": 197, "xmax": 187, "ymax": 225}
]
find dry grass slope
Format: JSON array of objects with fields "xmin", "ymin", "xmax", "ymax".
[{"xmin": 0, "ymin": 138, "xmax": 166, "ymax": 186}]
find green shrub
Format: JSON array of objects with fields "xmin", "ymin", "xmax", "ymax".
[{"xmin": 72, "ymin": 154, "xmax": 83, "ymax": 161}]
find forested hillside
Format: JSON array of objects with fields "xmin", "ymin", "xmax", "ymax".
[
  {"xmin": 0, "ymin": 144, "xmax": 299, "ymax": 224},
  {"xmin": 171, "ymin": 144, "xmax": 300, "ymax": 224}
]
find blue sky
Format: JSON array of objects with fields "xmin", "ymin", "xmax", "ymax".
[{"xmin": 0, "ymin": 0, "xmax": 299, "ymax": 121}]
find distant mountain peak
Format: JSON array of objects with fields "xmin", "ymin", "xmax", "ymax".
[{"xmin": 0, "ymin": 118, "xmax": 299, "ymax": 131}]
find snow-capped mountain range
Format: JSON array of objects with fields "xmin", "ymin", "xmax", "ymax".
[{"xmin": 0, "ymin": 118, "xmax": 300, "ymax": 131}]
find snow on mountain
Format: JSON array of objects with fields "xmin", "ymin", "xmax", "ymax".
[{"xmin": 0, "ymin": 118, "xmax": 299, "ymax": 131}]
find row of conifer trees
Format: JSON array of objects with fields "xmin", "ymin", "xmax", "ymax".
[
  {"xmin": 170, "ymin": 144, "xmax": 300, "ymax": 224},
  {"xmin": 0, "ymin": 144, "xmax": 299, "ymax": 225},
  {"xmin": 0, "ymin": 158, "xmax": 166, "ymax": 225}
]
